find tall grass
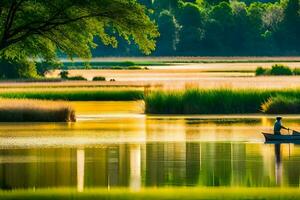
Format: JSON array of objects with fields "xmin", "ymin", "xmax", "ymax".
[
  {"xmin": 0, "ymin": 88, "xmax": 144, "ymax": 101},
  {"xmin": 0, "ymin": 99, "xmax": 75, "ymax": 122},
  {"xmin": 145, "ymin": 88, "xmax": 300, "ymax": 114},
  {"xmin": 261, "ymin": 96, "xmax": 300, "ymax": 114},
  {"xmin": 1, "ymin": 187, "xmax": 300, "ymax": 200}
]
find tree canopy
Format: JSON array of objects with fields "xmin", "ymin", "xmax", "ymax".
[
  {"xmin": 95, "ymin": 0, "xmax": 300, "ymax": 56},
  {"xmin": 0, "ymin": 0, "xmax": 159, "ymax": 67}
]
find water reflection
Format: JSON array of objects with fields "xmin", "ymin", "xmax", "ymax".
[
  {"xmin": 77, "ymin": 149, "xmax": 85, "ymax": 192},
  {"xmin": 1, "ymin": 111, "xmax": 300, "ymax": 190},
  {"xmin": 0, "ymin": 142, "xmax": 300, "ymax": 190}
]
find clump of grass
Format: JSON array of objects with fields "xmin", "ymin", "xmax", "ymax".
[
  {"xmin": 293, "ymin": 68, "xmax": 300, "ymax": 75},
  {"xmin": 145, "ymin": 91, "xmax": 183, "ymax": 114},
  {"xmin": 92, "ymin": 76, "xmax": 106, "ymax": 81},
  {"xmin": 256, "ymin": 64, "xmax": 294, "ymax": 76},
  {"xmin": 59, "ymin": 70, "xmax": 87, "ymax": 81},
  {"xmin": 261, "ymin": 95, "xmax": 300, "ymax": 114},
  {"xmin": 255, "ymin": 66, "xmax": 268, "ymax": 76},
  {"xmin": 0, "ymin": 99, "xmax": 75, "ymax": 122},
  {"xmin": 59, "ymin": 70, "xmax": 69, "ymax": 79},
  {"xmin": 0, "ymin": 88, "xmax": 144, "ymax": 101},
  {"xmin": 270, "ymin": 64, "xmax": 293, "ymax": 75},
  {"xmin": 145, "ymin": 88, "xmax": 300, "ymax": 114}
]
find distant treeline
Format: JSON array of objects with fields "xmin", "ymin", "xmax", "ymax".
[{"xmin": 93, "ymin": 0, "xmax": 300, "ymax": 56}]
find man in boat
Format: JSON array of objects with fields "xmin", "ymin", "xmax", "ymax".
[{"xmin": 274, "ymin": 117, "xmax": 289, "ymax": 135}]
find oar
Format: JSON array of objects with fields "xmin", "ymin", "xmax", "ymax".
[
  {"xmin": 285, "ymin": 128, "xmax": 293, "ymax": 135},
  {"xmin": 291, "ymin": 129, "xmax": 300, "ymax": 135}
]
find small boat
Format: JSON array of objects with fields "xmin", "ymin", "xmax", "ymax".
[{"xmin": 262, "ymin": 132, "xmax": 300, "ymax": 142}]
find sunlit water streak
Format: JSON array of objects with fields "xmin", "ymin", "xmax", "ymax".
[{"xmin": 0, "ymin": 101, "xmax": 300, "ymax": 190}]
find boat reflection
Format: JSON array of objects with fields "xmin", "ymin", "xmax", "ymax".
[{"xmin": 275, "ymin": 144, "xmax": 282, "ymax": 186}]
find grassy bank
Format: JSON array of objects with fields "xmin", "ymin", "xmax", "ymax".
[
  {"xmin": 0, "ymin": 99, "xmax": 75, "ymax": 122},
  {"xmin": 0, "ymin": 88, "xmax": 144, "ymax": 101},
  {"xmin": 1, "ymin": 187, "xmax": 300, "ymax": 200},
  {"xmin": 145, "ymin": 88, "xmax": 300, "ymax": 114},
  {"xmin": 2, "ymin": 88, "xmax": 300, "ymax": 114}
]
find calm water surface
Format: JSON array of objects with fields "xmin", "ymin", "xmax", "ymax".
[{"xmin": 0, "ymin": 102, "xmax": 300, "ymax": 190}]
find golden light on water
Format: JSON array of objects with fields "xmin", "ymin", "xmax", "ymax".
[
  {"xmin": 69, "ymin": 101, "xmax": 144, "ymax": 115},
  {"xmin": 1, "ymin": 101, "xmax": 300, "ymax": 190},
  {"xmin": 77, "ymin": 149, "xmax": 85, "ymax": 192},
  {"xmin": 129, "ymin": 144, "xmax": 142, "ymax": 191}
]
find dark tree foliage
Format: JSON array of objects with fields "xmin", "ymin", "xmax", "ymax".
[
  {"xmin": 205, "ymin": 0, "xmax": 230, "ymax": 5},
  {"xmin": 96, "ymin": 0, "xmax": 300, "ymax": 56},
  {"xmin": 177, "ymin": 3, "xmax": 206, "ymax": 54},
  {"xmin": 206, "ymin": 2, "xmax": 235, "ymax": 53},
  {"xmin": 154, "ymin": 10, "xmax": 180, "ymax": 55},
  {"xmin": 280, "ymin": 0, "xmax": 300, "ymax": 51},
  {"xmin": 139, "ymin": 0, "xmax": 153, "ymax": 8},
  {"xmin": 153, "ymin": 0, "xmax": 180, "ymax": 11}
]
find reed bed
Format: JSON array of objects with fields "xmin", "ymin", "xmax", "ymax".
[
  {"xmin": 0, "ymin": 99, "xmax": 75, "ymax": 122},
  {"xmin": 0, "ymin": 88, "xmax": 144, "ymax": 101},
  {"xmin": 145, "ymin": 88, "xmax": 300, "ymax": 114},
  {"xmin": 1, "ymin": 187, "xmax": 300, "ymax": 200},
  {"xmin": 262, "ymin": 96, "xmax": 300, "ymax": 114}
]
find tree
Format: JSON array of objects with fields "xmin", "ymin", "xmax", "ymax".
[
  {"xmin": 204, "ymin": 2, "xmax": 234, "ymax": 53},
  {"xmin": 204, "ymin": 0, "xmax": 229, "ymax": 6},
  {"xmin": 230, "ymin": 1, "xmax": 248, "ymax": 52},
  {"xmin": 0, "ymin": 0, "xmax": 159, "ymax": 77},
  {"xmin": 138, "ymin": 0, "xmax": 153, "ymax": 8},
  {"xmin": 280, "ymin": 0, "xmax": 300, "ymax": 51},
  {"xmin": 153, "ymin": 0, "xmax": 180, "ymax": 12},
  {"xmin": 155, "ymin": 10, "xmax": 180, "ymax": 55},
  {"xmin": 247, "ymin": 2, "xmax": 267, "ymax": 53},
  {"xmin": 262, "ymin": 3, "xmax": 284, "ymax": 32},
  {"xmin": 177, "ymin": 3, "xmax": 206, "ymax": 54}
]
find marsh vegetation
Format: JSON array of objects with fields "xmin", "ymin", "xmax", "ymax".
[
  {"xmin": 261, "ymin": 96, "xmax": 300, "ymax": 114},
  {"xmin": 255, "ymin": 64, "xmax": 300, "ymax": 76},
  {"xmin": 0, "ymin": 99, "xmax": 75, "ymax": 122},
  {"xmin": 0, "ymin": 88, "xmax": 144, "ymax": 101},
  {"xmin": 145, "ymin": 88, "xmax": 300, "ymax": 114},
  {"xmin": 2, "ymin": 84, "xmax": 300, "ymax": 114}
]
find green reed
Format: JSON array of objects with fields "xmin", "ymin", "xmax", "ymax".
[
  {"xmin": 145, "ymin": 88, "xmax": 300, "ymax": 114},
  {"xmin": 0, "ymin": 89, "xmax": 144, "ymax": 101},
  {"xmin": 262, "ymin": 95, "xmax": 300, "ymax": 114}
]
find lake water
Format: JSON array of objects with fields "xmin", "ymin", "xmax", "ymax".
[{"xmin": 0, "ymin": 102, "xmax": 300, "ymax": 190}]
